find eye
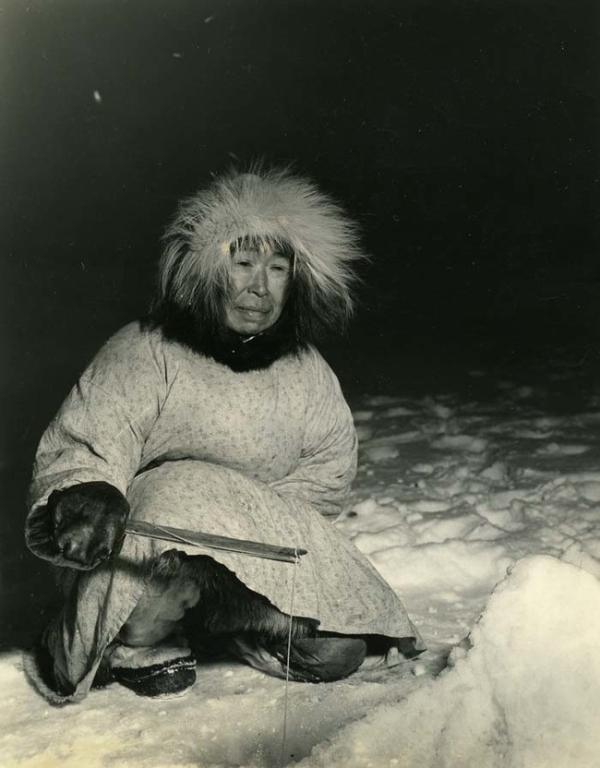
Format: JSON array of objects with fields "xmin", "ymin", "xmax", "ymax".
[{"xmin": 269, "ymin": 260, "xmax": 291, "ymax": 275}]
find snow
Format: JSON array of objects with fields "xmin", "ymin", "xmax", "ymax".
[
  {"xmin": 301, "ymin": 556, "xmax": 600, "ymax": 768},
  {"xmin": 2, "ymin": 367, "xmax": 600, "ymax": 766}
]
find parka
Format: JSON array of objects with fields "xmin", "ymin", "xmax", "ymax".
[{"xmin": 24, "ymin": 167, "xmax": 424, "ymax": 702}]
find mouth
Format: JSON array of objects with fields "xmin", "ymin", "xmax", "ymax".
[{"xmin": 236, "ymin": 306, "xmax": 270, "ymax": 315}]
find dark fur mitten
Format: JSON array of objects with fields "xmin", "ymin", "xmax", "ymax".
[{"xmin": 48, "ymin": 481, "xmax": 129, "ymax": 570}]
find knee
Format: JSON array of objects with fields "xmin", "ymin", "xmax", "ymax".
[
  {"xmin": 119, "ymin": 617, "xmax": 179, "ymax": 647},
  {"xmin": 119, "ymin": 552, "xmax": 201, "ymax": 646}
]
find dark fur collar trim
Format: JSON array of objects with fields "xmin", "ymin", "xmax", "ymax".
[{"xmin": 144, "ymin": 306, "xmax": 304, "ymax": 372}]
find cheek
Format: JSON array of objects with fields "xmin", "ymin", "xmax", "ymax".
[
  {"xmin": 276, "ymin": 273, "xmax": 291, "ymax": 299},
  {"xmin": 273, "ymin": 283, "xmax": 289, "ymax": 311},
  {"xmin": 226, "ymin": 273, "xmax": 246, "ymax": 299}
]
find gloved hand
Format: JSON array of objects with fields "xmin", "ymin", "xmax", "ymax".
[{"xmin": 48, "ymin": 481, "xmax": 129, "ymax": 570}]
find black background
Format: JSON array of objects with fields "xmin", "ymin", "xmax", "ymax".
[{"xmin": 2, "ymin": 0, "xmax": 599, "ymax": 638}]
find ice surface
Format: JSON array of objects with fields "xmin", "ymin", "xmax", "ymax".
[{"xmin": 2, "ymin": 366, "xmax": 600, "ymax": 766}]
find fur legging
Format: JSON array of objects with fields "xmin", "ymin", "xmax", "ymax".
[{"xmin": 149, "ymin": 549, "xmax": 316, "ymax": 643}]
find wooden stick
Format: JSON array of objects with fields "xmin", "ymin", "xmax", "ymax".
[{"xmin": 125, "ymin": 519, "xmax": 307, "ymax": 564}]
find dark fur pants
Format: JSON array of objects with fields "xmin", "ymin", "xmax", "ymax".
[{"xmin": 148, "ymin": 550, "xmax": 315, "ymax": 645}]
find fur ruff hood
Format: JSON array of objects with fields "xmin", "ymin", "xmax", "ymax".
[
  {"xmin": 150, "ymin": 166, "xmax": 365, "ymax": 369},
  {"xmin": 159, "ymin": 166, "xmax": 364, "ymax": 327}
]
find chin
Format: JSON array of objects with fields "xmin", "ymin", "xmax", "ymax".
[
  {"xmin": 227, "ymin": 325, "xmax": 257, "ymax": 336},
  {"xmin": 226, "ymin": 311, "xmax": 278, "ymax": 336},
  {"xmin": 234, "ymin": 324, "xmax": 266, "ymax": 335},
  {"xmin": 229, "ymin": 319, "xmax": 265, "ymax": 334}
]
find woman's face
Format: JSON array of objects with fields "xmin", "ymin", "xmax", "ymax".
[{"xmin": 223, "ymin": 244, "xmax": 292, "ymax": 335}]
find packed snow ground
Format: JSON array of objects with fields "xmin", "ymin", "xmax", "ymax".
[{"xmin": 2, "ymin": 364, "xmax": 600, "ymax": 767}]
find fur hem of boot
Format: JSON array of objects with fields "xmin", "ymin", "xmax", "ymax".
[{"xmin": 111, "ymin": 654, "xmax": 197, "ymax": 698}]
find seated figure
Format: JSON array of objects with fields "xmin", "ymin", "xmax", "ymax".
[{"xmin": 25, "ymin": 166, "xmax": 424, "ymax": 701}]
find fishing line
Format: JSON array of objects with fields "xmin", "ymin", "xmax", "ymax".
[{"xmin": 279, "ymin": 547, "xmax": 300, "ymax": 767}]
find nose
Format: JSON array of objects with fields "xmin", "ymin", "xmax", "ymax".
[{"xmin": 248, "ymin": 266, "xmax": 268, "ymax": 296}]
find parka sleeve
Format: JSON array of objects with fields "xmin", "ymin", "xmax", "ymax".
[
  {"xmin": 270, "ymin": 348, "xmax": 357, "ymax": 518},
  {"xmin": 25, "ymin": 322, "xmax": 171, "ymax": 564}
]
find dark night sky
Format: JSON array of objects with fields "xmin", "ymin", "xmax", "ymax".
[{"xmin": 2, "ymin": 0, "xmax": 600, "ymax": 469}]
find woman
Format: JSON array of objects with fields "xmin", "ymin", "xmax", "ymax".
[{"xmin": 25, "ymin": 166, "xmax": 424, "ymax": 702}]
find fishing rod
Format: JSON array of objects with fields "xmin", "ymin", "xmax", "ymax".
[{"xmin": 125, "ymin": 519, "xmax": 307, "ymax": 564}]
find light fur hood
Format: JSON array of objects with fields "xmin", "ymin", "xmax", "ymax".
[{"xmin": 158, "ymin": 166, "xmax": 365, "ymax": 331}]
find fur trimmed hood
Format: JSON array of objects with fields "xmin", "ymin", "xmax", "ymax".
[
  {"xmin": 150, "ymin": 166, "xmax": 365, "ymax": 368},
  {"xmin": 160, "ymin": 166, "xmax": 364, "ymax": 325}
]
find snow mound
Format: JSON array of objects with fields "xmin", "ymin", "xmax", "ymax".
[{"xmin": 301, "ymin": 556, "xmax": 600, "ymax": 768}]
